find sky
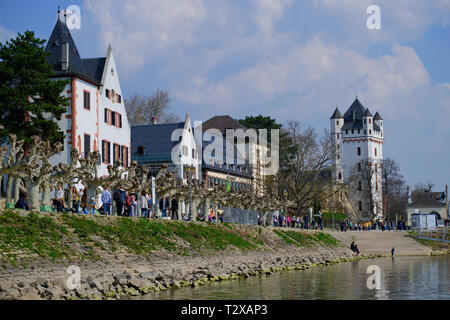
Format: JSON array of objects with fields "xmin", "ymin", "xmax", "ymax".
[{"xmin": 0, "ymin": 0, "xmax": 449, "ymax": 190}]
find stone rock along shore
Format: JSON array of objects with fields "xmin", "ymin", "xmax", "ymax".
[{"xmin": 0, "ymin": 246, "xmax": 381, "ymax": 300}]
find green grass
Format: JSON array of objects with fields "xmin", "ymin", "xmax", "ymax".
[{"xmin": 0, "ymin": 210, "xmax": 77, "ymax": 265}]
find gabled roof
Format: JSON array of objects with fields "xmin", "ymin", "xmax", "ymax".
[
  {"xmin": 201, "ymin": 115, "xmax": 248, "ymax": 132},
  {"xmin": 131, "ymin": 122, "xmax": 185, "ymax": 162},
  {"xmin": 374, "ymin": 112, "xmax": 383, "ymax": 120},
  {"xmin": 45, "ymin": 18, "xmax": 106, "ymax": 85},
  {"xmin": 330, "ymin": 107, "xmax": 343, "ymax": 119}
]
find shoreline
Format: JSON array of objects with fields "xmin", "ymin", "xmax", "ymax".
[{"xmin": 0, "ymin": 245, "xmax": 380, "ymax": 300}]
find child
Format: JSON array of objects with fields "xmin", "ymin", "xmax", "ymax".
[{"xmin": 89, "ymin": 197, "xmax": 96, "ymax": 215}]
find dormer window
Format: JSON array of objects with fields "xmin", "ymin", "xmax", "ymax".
[
  {"xmin": 111, "ymin": 89, "xmax": 116, "ymax": 103},
  {"xmin": 105, "ymin": 89, "xmax": 110, "ymax": 99},
  {"xmin": 111, "ymin": 68, "xmax": 115, "ymax": 76}
]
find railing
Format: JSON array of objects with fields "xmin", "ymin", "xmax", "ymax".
[{"xmin": 412, "ymin": 226, "xmax": 450, "ymax": 242}]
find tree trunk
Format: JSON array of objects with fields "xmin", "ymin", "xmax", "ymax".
[
  {"xmin": 6, "ymin": 176, "xmax": 13, "ymax": 203},
  {"xmin": 13, "ymin": 178, "xmax": 21, "ymax": 202},
  {"xmin": 41, "ymin": 184, "xmax": 51, "ymax": 207},
  {"xmin": 29, "ymin": 183, "xmax": 41, "ymax": 211}
]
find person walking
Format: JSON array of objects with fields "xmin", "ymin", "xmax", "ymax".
[
  {"xmin": 53, "ymin": 185, "xmax": 64, "ymax": 212},
  {"xmin": 159, "ymin": 196, "xmax": 170, "ymax": 218},
  {"xmin": 75, "ymin": 188, "xmax": 83, "ymax": 213},
  {"xmin": 147, "ymin": 193, "xmax": 153, "ymax": 218},
  {"xmin": 101, "ymin": 186, "xmax": 112, "ymax": 215},
  {"xmin": 171, "ymin": 195, "xmax": 179, "ymax": 220},
  {"xmin": 113, "ymin": 186, "xmax": 127, "ymax": 216},
  {"xmin": 140, "ymin": 191, "xmax": 149, "ymax": 218}
]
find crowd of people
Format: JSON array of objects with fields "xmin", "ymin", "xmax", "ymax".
[
  {"xmin": 338, "ymin": 220, "xmax": 411, "ymax": 232},
  {"xmin": 269, "ymin": 213, "xmax": 324, "ymax": 230}
]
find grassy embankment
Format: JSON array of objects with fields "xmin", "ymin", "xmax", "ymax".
[{"xmin": 0, "ymin": 209, "xmax": 341, "ymax": 268}]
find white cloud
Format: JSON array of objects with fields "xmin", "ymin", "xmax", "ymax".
[
  {"xmin": 0, "ymin": 24, "xmax": 15, "ymax": 43},
  {"xmin": 84, "ymin": 0, "xmax": 206, "ymax": 71}
]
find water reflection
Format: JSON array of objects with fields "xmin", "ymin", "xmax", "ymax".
[{"xmin": 134, "ymin": 256, "xmax": 449, "ymax": 300}]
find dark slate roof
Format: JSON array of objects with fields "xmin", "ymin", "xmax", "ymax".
[
  {"xmin": 131, "ymin": 123, "xmax": 185, "ymax": 163},
  {"xmin": 330, "ymin": 107, "xmax": 343, "ymax": 119},
  {"xmin": 374, "ymin": 112, "xmax": 383, "ymax": 120},
  {"xmin": 201, "ymin": 115, "xmax": 248, "ymax": 132},
  {"xmin": 410, "ymin": 191, "xmax": 447, "ymax": 207},
  {"xmin": 341, "ymin": 98, "xmax": 383, "ymax": 131},
  {"xmin": 45, "ymin": 19, "xmax": 105, "ymax": 85},
  {"xmin": 363, "ymin": 108, "xmax": 373, "ymax": 117}
]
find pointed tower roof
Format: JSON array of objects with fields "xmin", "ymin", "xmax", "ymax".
[
  {"xmin": 374, "ymin": 112, "xmax": 383, "ymax": 120},
  {"xmin": 330, "ymin": 107, "xmax": 343, "ymax": 119},
  {"xmin": 363, "ymin": 108, "xmax": 373, "ymax": 117},
  {"xmin": 45, "ymin": 18, "xmax": 106, "ymax": 85},
  {"xmin": 343, "ymin": 98, "xmax": 365, "ymax": 123}
]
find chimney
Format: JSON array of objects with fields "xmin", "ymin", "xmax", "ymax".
[
  {"xmin": 151, "ymin": 117, "xmax": 157, "ymax": 124},
  {"xmin": 61, "ymin": 42, "xmax": 69, "ymax": 71}
]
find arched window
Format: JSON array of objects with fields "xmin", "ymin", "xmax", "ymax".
[{"xmin": 338, "ymin": 172, "xmax": 342, "ymax": 180}]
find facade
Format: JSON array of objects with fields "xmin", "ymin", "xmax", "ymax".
[
  {"xmin": 131, "ymin": 113, "xmax": 200, "ymax": 181},
  {"xmin": 331, "ymin": 98, "xmax": 384, "ymax": 221},
  {"xmin": 45, "ymin": 17, "xmax": 130, "ymax": 176},
  {"xmin": 200, "ymin": 115, "xmax": 267, "ymax": 196},
  {"xmin": 407, "ymin": 186, "xmax": 448, "ymax": 224}
]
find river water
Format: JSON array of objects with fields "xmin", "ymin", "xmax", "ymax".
[{"xmin": 138, "ymin": 256, "xmax": 449, "ymax": 300}]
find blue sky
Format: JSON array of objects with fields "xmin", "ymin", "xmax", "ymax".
[{"xmin": 1, "ymin": 0, "xmax": 449, "ymax": 190}]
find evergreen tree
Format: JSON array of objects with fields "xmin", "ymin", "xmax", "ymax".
[{"xmin": 0, "ymin": 31, "xmax": 69, "ymax": 144}]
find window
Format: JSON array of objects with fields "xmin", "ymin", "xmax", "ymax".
[
  {"xmin": 83, "ymin": 91, "xmax": 90, "ymax": 110},
  {"xmin": 374, "ymin": 148, "xmax": 377, "ymax": 156},
  {"xmin": 337, "ymin": 134, "xmax": 339, "ymax": 139},
  {"xmin": 358, "ymin": 201, "xmax": 362, "ymax": 211},
  {"xmin": 107, "ymin": 142, "xmax": 111, "ymax": 164},
  {"xmin": 337, "ymin": 144, "xmax": 340, "ymax": 150},
  {"xmin": 375, "ymin": 164, "xmax": 378, "ymax": 172},
  {"xmin": 106, "ymin": 89, "xmax": 110, "ymax": 99},
  {"xmin": 369, "ymin": 129, "xmax": 372, "ymax": 135},
  {"xmin": 119, "ymin": 114, "xmax": 122, "ymax": 128},
  {"xmin": 118, "ymin": 95, "xmax": 122, "ymax": 103},
  {"xmin": 84, "ymin": 134, "xmax": 90, "ymax": 159},
  {"xmin": 380, "ymin": 121, "xmax": 383, "ymax": 127},
  {"xmin": 125, "ymin": 147, "xmax": 128, "ymax": 167},
  {"xmin": 192, "ymin": 148, "xmax": 195, "ymax": 158},
  {"xmin": 369, "ymin": 119, "xmax": 372, "ymax": 124},
  {"xmin": 111, "ymin": 90, "xmax": 116, "ymax": 103},
  {"xmin": 364, "ymin": 119, "xmax": 366, "ymax": 124},
  {"xmin": 357, "ymin": 147, "xmax": 361, "ymax": 156},
  {"xmin": 102, "ymin": 140, "xmax": 106, "ymax": 163},
  {"xmin": 364, "ymin": 130, "xmax": 367, "ymax": 134},
  {"xmin": 112, "ymin": 143, "xmax": 116, "ymax": 162},
  {"xmin": 111, "ymin": 111, "xmax": 116, "ymax": 126},
  {"xmin": 337, "ymin": 154, "xmax": 340, "ymax": 160},
  {"xmin": 104, "ymin": 109, "xmax": 108, "ymax": 123},
  {"xmin": 352, "ymin": 129, "xmax": 354, "ymax": 134},
  {"xmin": 338, "ymin": 172, "xmax": 342, "ymax": 180},
  {"xmin": 358, "ymin": 129, "xmax": 360, "ymax": 134},
  {"xmin": 346, "ymin": 130, "xmax": 348, "ymax": 134},
  {"xmin": 182, "ymin": 145, "xmax": 188, "ymax": 156},
  {"xmin": 358, "ymin": 181, "xmax": 362, "ymax": 191},
  {"xmin": 358, "ymin": 163, "xmax": 361, "ymax": 172}
]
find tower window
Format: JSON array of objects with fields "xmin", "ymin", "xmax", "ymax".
[
  {"xmin": 369, "ymin": 119, "xmax": 372, "ymax": 124},
  {"xmin": 374, "ymin": 148, "xmax": 377, "ymax": 156},
  {"xmin": 359, "ymin": 201, "xmax": 362, "ymax": 211},
  {"xmin": 358, "ymin": 163, "xmax": 361, "ymax": 172},
  {"xmin": 364, "ymin": 130, "xmax": 367, "ymax": 134},
  {"xmin": 336, "ymin": 120, "xmax": 339, "ymax": 125},
  {"xmin": 83, "ymin": 91, "xmax": 90, "ymax": 110},
  {"xmin": 338, "ymin": 172, "xmax": 342, "ymax": 180},
  {"xmin": 358, "ymin": 129, "xmax": 360, "ymax": 134},
  {"xmin": 358, "ymin": 181, "xmax": 362, "ymax": 191},
  {"xmin": 369, "ymin": 130, "xmax": 372, "ymax": 135},
  {"xmin": 364, "ymin": 119, "xmax": 366, "ymax": 124},
  {"xmin": 346, "ymin": 130, "xmax": 348, "ymax": 134},
  {"xmin": 357, "ymin": 147, "xmax": 361, "ymax": 156},
  {"xmin": 352, "ymin": 129, "xmax": 354, "ymax": 134}
]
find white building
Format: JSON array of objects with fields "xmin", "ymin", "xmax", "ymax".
[
  {"xmin": 45, "ymin": 17, "xmax": 130, "ymax": 176},
  {"xmin": 331, "ymin": 98, "xmax": 384, "ymax": 221}
]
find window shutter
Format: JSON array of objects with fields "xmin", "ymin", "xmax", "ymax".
[
  {"xmin": 102, "ymin": 140, "xmax": 105, "ymax": 163},
  {"xmin": 119, "ymin": 114, "xmax": 122, "ymax": 128},
  {"xmin": 107, "ymin": 142, "xmax": 111, "ymax": 164},
  {"xmin": 104, "ymin": 109, "xmax": 108, "ymax": 123}
]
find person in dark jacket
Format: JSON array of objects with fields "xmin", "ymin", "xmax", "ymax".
[
  {"xmin": 159, "ymin": 196, "xmax": 170, "ymax": 217},
  {"xmin": 171, "ymin": 195, "xmax": 179, "ymax": 220},
  {"xmin": 113, "ymin": 186, "xmax": 127, "ymax": 216},
  {"xmin": 15, "ymin": 193, "xmax": 30, "ymax": 210}
]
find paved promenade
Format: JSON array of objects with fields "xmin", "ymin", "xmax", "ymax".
[{"xmin": 325, "ymin": 230, "xmax": 433, "ymax": 256}]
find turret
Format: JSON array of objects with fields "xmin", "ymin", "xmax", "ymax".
[
  {"xmin": 330, "ymin": 107, "xmax": 343, "ymax": 134},
  {"xmin": 374, "ymin": 112, "xmax": 383, "ymax": 138},
  {"xmin": 363, "ymin": 108, "xmax": 373, "ymax": 135}
]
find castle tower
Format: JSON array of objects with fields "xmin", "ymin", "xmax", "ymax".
[
  {"xmin": 330, "ymin": 107, "xmax": 343, "ymax": 184},
  {"xmin": 331, "ymin": 98, "xmax": 384, "ymax": 221}
]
